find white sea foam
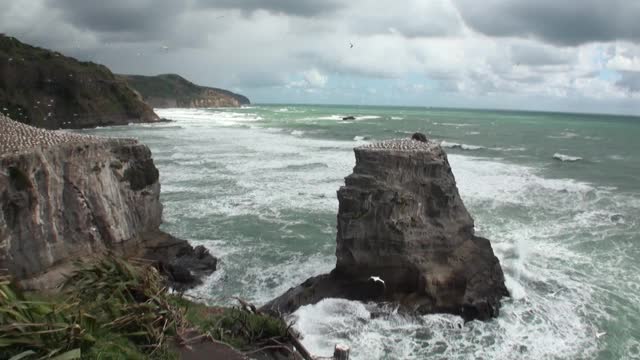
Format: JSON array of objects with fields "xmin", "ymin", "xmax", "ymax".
[
  {"xmin": 441, "ymin": 140, "xmax": 484, "ymax": 151},
  {"xmin": 548, "ymin": 131, "xmax": 579, "ymax": 139},
  {"xmin": 553, "ymin": 153, "xmax": 583, "ymax": 162},
  {"xmin": 434, "ymin": 122, "xmax": 474, "ymax": 127},
  {"xmin": 353, "ymin": 135, "xmax": 368, "ymax": 141},
  {"xmin": 156, "ymin": 108, "xmax": 262, "ymax": 127},
  {"xmin": 291, "ymin": 130, "xmax": 305, "ymax": 136},
  {"xmin": 391, "ymin": 116, "xmax": 403, "ymax": 120}
]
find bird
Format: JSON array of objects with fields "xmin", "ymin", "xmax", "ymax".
[
  {"xmin": 595, "ymin": 331, "xmax": 607, "ymax": 339},
  {"xmin": 350, "ymin": 42, "xmax": 354, "ymax": 49},
  {"xmin": 161, "ymin": 45, "xmax": 169, "ymax": 51},
  {"xmin": 369, "ymin": 276, "xmax": 385, "ymax": 286}
]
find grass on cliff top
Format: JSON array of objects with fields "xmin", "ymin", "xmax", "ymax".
[{"xmin": 0, "ymin": 255, "xmax": 291, "ymax": 359}]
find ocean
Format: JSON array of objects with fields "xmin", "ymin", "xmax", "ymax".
[{"xmin": 82, "ymin": 104, "xmax": 640, "ymax": 359}]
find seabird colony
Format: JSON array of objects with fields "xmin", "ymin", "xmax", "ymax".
[
  {"xmin": 0, "ymin": 113, "xmax": 106, "ymax": 155},
  {"xmin": 359, "ymin": 138, "xmax": 440, "ymax": 153}
]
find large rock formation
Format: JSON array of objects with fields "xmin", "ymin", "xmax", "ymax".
[
  {"xmin": 263, "ymin": 137, "xmax": 508, "ymax": 321},
  {"xmin": 121, "ymin": 74, "xmax": 250, "ymax": 108},
  {"xmin": 0, "ymin": 35, "xmax": 160, "ymax": 129},
  {"xmin": 0, "ymin": 114, "xmax": 215, "ymax": 290}
]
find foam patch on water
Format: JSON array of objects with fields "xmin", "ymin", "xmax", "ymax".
[
  {"xmin": 441, "ymin": 140, "xmax": 484, "ymax": 151},
  {"xmin": 553, "ymin": 153, "xmax": 583, "ymax": 162},
  {"xmin": 156, "ymin": 108, "xmax": 263, "ymax": 127},
  {"xmin": 548, "ymin": 131, "xmax": 580, "ymax": 139}
]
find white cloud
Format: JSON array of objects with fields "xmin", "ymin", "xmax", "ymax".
[{"xmin": 303, "ymin": 68, "xmax": 328, "ymax": 87}]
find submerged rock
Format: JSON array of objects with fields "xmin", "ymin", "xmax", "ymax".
[
  {"xmin": 0, "ymin": 114, "xmax": 216, "ymax": 290},
  {"xmin": 343, "ymin": 116, "xmax": 356, "ymax": 121},
  {"xmin": 263, "ymin": 137, "xmax": 508, "ymax": 321}
]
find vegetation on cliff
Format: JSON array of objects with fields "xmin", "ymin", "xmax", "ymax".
[
  {"xmin": 0, "ymin": 35, "xmax": 159, "ymax": 129},
  {"xmin": 0, "ymin": 256, "xmax": 292, "ymax": 360},
  {"xmin": 121, "ymin": 74, "xmax": 250, "ymax": 108}
]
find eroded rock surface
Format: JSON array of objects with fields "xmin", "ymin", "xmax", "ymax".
[
  {"xmin": 263, "ymin": 138, "xmax": 508, "ymax": 321},
  {"xmin": 0, "ymin": 114, "xmax": 215, "ymax": 289}
]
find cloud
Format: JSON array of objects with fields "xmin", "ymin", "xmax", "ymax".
[
  {"xmin": 616, "ymin": 71, "xmax": 640, "ymax": 93},
  {"xmin": 302, "ymin": 69, "xmax": 328, "ymax": 87},
  {"xmin": 606, "ymin": 43, "xmax": 640, "ymax": 72},
  {"xmin": 48, "ymin": 0, "xmax": 187, "ymax": 41},
  {"xmin": 453, "ymin": 0, "xmax": 640, "ymax": 46},
  {"xmin": 509, "ymin": 43, "xmax": 575, "ymax": 66},
  {"xmin": 195, "ymin": 0, "xmax": 343, "ymax": 17},
  {"xmin": 347, "ymin": 0, "xmax": 463, "ymax": 38},
  {"xmin": 0, "ymin": 0, "xmax": 639, "ymax": 113}
]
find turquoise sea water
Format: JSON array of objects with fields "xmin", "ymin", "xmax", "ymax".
[{"xmin": 82, "ymin": 105, "xmax": 640, "ymax": 359}]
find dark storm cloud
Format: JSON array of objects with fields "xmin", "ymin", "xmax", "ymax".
[
  {"xmin": 616, "ymin": 71, "xmax": 640, "ymax": 93},
  {"xmin": 453, "ymin": 0, "xmax": 640, "ymax": 46},
  {"xmin": 196, "ymin": 0, "xmax": 343, "ymax": 17},
  {"xmin": 48, "ymin": 0, "xmax": 187, "ymax": 41}
]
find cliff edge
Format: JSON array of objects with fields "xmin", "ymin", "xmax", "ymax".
[
  {"xmin": 263, "ymin": 136, "xmax": 509, "ymax": 321},
  {"xmin": 0, "ymin": 35, "xmax": 160, "ymax": 129},
  {"xmin": 0, "ymin": 114, "xmax": 215, "ymax": 290},
  {"xmin": 121, "ymin": 73, "xmax": 250, "ymax": 108}
]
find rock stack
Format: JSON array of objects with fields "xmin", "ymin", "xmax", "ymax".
[{"xmin": 263, "ymin": 135, "xmax": 508, "ymax": 321}]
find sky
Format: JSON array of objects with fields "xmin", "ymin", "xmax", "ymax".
[{"xmin": 1, "ymin": 0, "xmax": 639, "ymax": 115}]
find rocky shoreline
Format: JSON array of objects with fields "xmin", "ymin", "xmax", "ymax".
[{"xmin": 0, "ymin": 114, "xmax": 215, "ymax": 290}]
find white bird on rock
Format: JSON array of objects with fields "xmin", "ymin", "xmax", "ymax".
[{"xmin": 369, "ymin": 276, "xmax": 385, "ymax": 287}]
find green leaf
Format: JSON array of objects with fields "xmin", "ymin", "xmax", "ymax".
[
  {"xmin": 50, "ymin": 349, "xmax": 81, "ymax": 360},
  {"xmin": 8, "ymin": 350, "xmax": 36, "ymax": 360}
]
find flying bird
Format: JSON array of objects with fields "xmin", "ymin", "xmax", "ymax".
[
  {"xmin": 350, "ymin": 42, "xmax": 354, "ymax": 49},
  {"xmin": 595, "ymin": 331, "xmax": 607, "ymax": 339}
]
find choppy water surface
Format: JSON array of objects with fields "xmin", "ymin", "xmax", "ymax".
[{"xmin": 83, "ymin": 105, "xmax": 640, "ymax": 359}]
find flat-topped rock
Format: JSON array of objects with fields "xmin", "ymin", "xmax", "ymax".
[{"xmin": 263, "ymin": 135, "xmax": 508, "ymax": 321}]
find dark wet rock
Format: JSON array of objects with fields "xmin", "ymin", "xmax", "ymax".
[
  {"xmin": 143, "ymin": 231, "xmax": 217, "ymax": 290},
  {"xmin": 343, "ymin": 116, "xmax": 356, "ymax": 121},
  {"xmin": 411, "ymin": 132, "xmax": 428, "ymax": 142},
  {"xmin": 263, "ymin": 137, "xmax": 509, "ymax": 321}
]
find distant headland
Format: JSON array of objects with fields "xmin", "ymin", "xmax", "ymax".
[{"xmin": 0, "ymin": 35, "xmax": 250, "ymax": 130}]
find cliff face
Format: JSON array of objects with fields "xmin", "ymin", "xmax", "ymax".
[
  {"xmin": 0, "ymin": 114, "xmax": 215, "ymax": 290},
  {"xmin": 0, "ymin": 35, "xmax": 159, "ymax": 129},
  {"xmin": 264, "ymin": 137, "xmax": 508, "ymax": 321},
  {"xmin": 121, "ymin": 74, "xmax": 250, "ymax": 108}
]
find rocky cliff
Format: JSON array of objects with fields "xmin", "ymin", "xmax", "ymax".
[
  {"xmin": 0, "ymin": 114, "xmax": 215, "ymax": 290},
  {"xmin": 0, "ymin": 35, "xmax": 160, "ymax": 129},
  {"xmin": 121, "ymin": 74, "xmax": 250, "ymax": 108},
  {"xmin": 263, "ymin": 136, "xmax": 509, "ymax": 321}
]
